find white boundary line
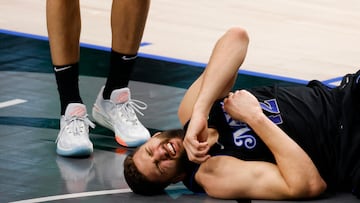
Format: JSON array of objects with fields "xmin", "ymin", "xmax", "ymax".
[
  {"xmin": 9, "ymin": 185, "xmax": 188, "ymax": 203},
  {"xmin": 9, "ymin": 189, "xmax": 132, "ymax": 203},
  {"xmin": 0, "ymin": 99, "xmax": 27, "ymax": 109}
]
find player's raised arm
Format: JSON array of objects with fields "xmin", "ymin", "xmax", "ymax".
[{"xmin": 178, "ymin": 27, "xmax": 249, "ymax": 164}]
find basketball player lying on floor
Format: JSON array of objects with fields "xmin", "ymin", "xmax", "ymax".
[{"xmin": 123, "ymin": 27, "xmax": 360, "ymax": 200}]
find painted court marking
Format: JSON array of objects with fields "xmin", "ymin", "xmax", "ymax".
[
  {"xmin": 0, "ymin": 99, "xmax": 27, "ymax": 109},
  {"xmin": 9, "ymin": 189, "xmax": 132, "ymax": 203},
  {"xmin": 9, "ymin": 185, "xmax": 187, "ymax": 203}
]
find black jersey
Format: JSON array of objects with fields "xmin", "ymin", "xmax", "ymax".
[{"xmin": 182, "ymin": 71, "xmax": 360, "ymax": 197}]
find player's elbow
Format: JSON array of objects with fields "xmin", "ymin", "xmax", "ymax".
[
  {"xmin": 196, "ymin": 161, "xmax": 230, "ymax": 199},
  {"xmin": 307, "ymin": 179, "xmax": 327, "ymax": 198},
  {"xmin": 203, "ymin": 185, "xmax": 226, "ymax": 199},
  {"xmin": 201, "ymin": 177, "xmax": 233, "ymax": 199},
  {"xmin": 196, "ymin": 160, "xmax": 239, "ymax": 199},
  {"xmin": 226, "ymin": 26, "xmax": 249, "ymax": 45},
  {"xmin": 288, "ymin": 179, "xmax": 327, "ymax": 199}
]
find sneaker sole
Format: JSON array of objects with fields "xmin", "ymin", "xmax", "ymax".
[
  {"xmin": 56, "ymin": 147, "xmax": 93, "ymax": 157},
  {"xmin": 115, "ymin": 135, "xmax": 148, "ymax": 147},
  {"xmin": 92, "ymin": 106, "xmax": 148, "ymax": 147}
]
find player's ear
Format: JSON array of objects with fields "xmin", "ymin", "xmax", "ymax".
[{"xmin": 153, "ymin": 132, "xmax": 162, "ymax": 137}]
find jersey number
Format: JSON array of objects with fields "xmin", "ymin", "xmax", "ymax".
[{"xmin": 223, "ymin": 98, "xmax": 283, "ymax": 149}]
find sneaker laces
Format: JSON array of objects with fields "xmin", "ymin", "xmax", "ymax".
[
  {"xmin": 115, "ymin": 99, "xmax": 147, "ymax": 124},
  {"xmin": 56, "ymin": 114, "xmax": 95, "ymax": 143}
]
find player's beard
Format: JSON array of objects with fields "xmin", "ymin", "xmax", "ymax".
[{"xmin": 175, "ymin": 148, "xmax": 189, "ymax": 174}]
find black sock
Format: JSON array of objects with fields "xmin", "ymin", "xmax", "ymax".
[
  {"xmin": 103, "ymin": 50, "xmax": 137, "ymax": 99},
  {"xmin": 54, "ymin": 63, "xmax": 83, "ymax": 115}
]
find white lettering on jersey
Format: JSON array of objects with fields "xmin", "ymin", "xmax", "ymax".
[{"xmin": 221, "ymin": 98, "xmax": 283, "ymax": 149}]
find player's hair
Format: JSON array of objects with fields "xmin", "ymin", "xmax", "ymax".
[{"xmin": 123, "ymin": 151, "xmax": 169, "ymax": 195}]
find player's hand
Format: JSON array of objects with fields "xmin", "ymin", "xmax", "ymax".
[
  {"xmin": 223, "ymin": 90, "xmax": 262, "ymax": 123},
  {"xmin": 183, "ymin": 113, "xmax": 211, "ymax": 164}
]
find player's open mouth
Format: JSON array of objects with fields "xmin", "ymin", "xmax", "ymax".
[{"xmin": 167, "ymin": 142, "xmax": 176, "ymax": 156}]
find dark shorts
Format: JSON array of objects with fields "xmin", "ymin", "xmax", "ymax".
[{"xmin": 332, "ymin": 70, "xmax": 360, "ymax": 197}]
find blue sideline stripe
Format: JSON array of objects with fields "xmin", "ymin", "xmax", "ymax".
[
  {"xmin": 0, "ymin": 28, "xmax": 309, "ymax": 85},
  {"xmin": 0, "ymin": 29, "xmax": 152, "ymax": 50},
  {"xmin": 138, "ymin": 53, "xmax": 309, "ymax": 85},
  {"xmin": 238, "ymin": 69, "xmax": 309, "ymax": 85},
  {"xmin": 0, "ymin": 29, "xmax": 49, "ymax": 41},
  {"xmin": 321, "ymin": 76, "xmax": 343, "ymax": 85},
  {"xmin": 138, "ymin": 52, "xmax": 207, "ymax": 68},
  {"xmin": 79, "ymin": 42, "xmax": 152, "ymax": 51}
]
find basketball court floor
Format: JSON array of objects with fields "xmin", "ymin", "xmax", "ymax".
[{"xmin": 1, "ymin": 0, "xmax": 360, "ymax": 202}]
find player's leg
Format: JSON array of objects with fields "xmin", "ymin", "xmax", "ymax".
[
  {"xmin": 92, "ymin": 0, "xmax": 151, "ymax": 147},
  {"xmin": 47, "ymin": 0, "xmax": 94, "ymax": 157}
]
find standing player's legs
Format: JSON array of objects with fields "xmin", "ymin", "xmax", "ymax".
[
  {"xmin": 92, "ymin": 0, "xmax": 151, "ymax": 147},
  {"xmin": 47, "ymin": 0, "xmax": 94, "ymax": 157}
]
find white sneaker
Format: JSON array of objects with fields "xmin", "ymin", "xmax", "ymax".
[
  {"xmin": 92, "ymin": 87, "xmax": 150, "ymax": 147},
  {"xmin": 56, "ymin": 103, "xmax": 95, "ymax": 157}
]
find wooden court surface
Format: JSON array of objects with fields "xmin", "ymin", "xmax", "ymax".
[
  {"xmin": 2, "ymin": 0, "xmax": 360, "ymax": 81},
  {"xmin": 1, "ymin": 0, "xmax": 360, "ymax": 202}
]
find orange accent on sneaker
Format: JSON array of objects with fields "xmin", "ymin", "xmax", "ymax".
[
  {"xmin": 116, "ymin": 92, "xmax": 129, "ymax": 103},
  {"xmin": 115, "ymin": 135, "xmax": 128, "ymax": 147},
  {"xmin": 70, "ymin": 106, "xmax": 86, "ymax": 116},
  {"xmin": 115, "ymin": 147, "xmax": 128, "ymax": 154}
]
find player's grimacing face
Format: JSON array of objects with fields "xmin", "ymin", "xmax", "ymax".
[{"xmin": 133, "ymin": 132, "xmax": 187, "ymax": 183}]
